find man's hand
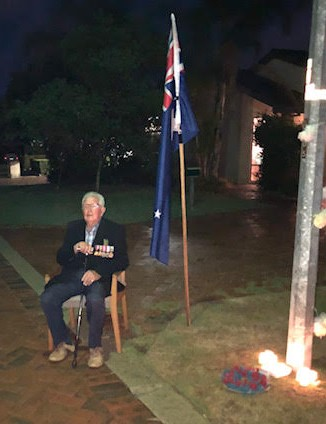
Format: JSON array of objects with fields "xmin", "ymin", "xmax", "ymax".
[
  {"xmin": 81, "ymin": 270, "xmax": 101, "ymax": 286},
  {"xmin": 74, "ymin": 242, "xmax": 94, "ymax": 255}
]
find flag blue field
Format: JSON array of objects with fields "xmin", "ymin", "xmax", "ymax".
[{"xmin": 150, "ymin": 15, "xmax": 198, "ymax": 265}]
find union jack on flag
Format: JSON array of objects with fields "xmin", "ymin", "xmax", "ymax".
[
  {"xmin": 150, "ymin": 14, "xmax": 198, "ymax": 265},
  {"xmin": 162, "ymin": 31, "xmax": 184, "ymax": 112}
]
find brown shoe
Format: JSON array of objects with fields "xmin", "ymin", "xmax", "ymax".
[
  {"xmin": 88, "ymin": 347, "xmax": 104, "ymax": 368},
  {"xmin": 49, "ymin": 342, "xmax": 75, "ymax": 362}
]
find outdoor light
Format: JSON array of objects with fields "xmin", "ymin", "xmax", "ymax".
[
  {"xmin": 295, "ymin": 367, "xmax": 320, "ymax": 387},
  {"xmin": 258, "ymin": 350, "xmax": 292, "ymax": 378}
]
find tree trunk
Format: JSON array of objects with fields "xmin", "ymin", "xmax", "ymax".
[
  {"xmin": 211, "ymin": 81, "xmax": 227, "ymax": 180},
  {"xmin": 56, "ymin": 160, "xmax": 64, "ymax": 189},
  {"xmin": 95, "ymin": 156, "xmax": 103, "ymax": 192}
]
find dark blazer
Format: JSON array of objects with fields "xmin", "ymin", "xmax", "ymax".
[{"xmin": 51, "ymin": 217, "xmax": 129, "ymax": 295}]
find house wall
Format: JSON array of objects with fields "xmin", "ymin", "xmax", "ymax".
[
  {"xmin": 220, "ymin": 50, "xmax": 306, "ymax": 185},
  {"xmin": 237, "ymin": 93, "xmax": 253, "ymax": 184},
  {"xmin": 220, "ymin": 93, "xmax": 273, "ymax": 185},
  {"xmin": 237, "ymin": 96, "xmax": 273, "ymax": 184}
]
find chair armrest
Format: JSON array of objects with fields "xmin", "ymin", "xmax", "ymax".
[{"xmin": 114, "ymin": 270, "xmax": 126, "ymax": 287}]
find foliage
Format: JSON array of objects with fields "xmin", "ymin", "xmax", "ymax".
[
  {"xmin": 61, "ymin": 13, "xmax": 162, "ymax": 160},
  {"xmin": 5, "ymin": 13, "xmax": 163, "ymax": 187},
  {"xmin": 9, "ymin": 78, "xmax": 109, "ymax": 185},
  {"xmin": 254, "ymin": 114, "xmax": 302, "ymax": 195}
]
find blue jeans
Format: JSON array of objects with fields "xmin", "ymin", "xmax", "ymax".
[{"xmin": 40, "ymin": 273, "xmax": 106, "ymax": 348}]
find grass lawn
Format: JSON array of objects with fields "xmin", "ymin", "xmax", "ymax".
[
  {"xmin": 111, "ymin": 289, "xmax": 326, "ymax": 424},
  {"xmin": 0, "ymin": 183, "xmax": 266, "ymax": 227}
]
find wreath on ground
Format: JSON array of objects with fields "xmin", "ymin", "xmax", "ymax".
[{"xmin": 221, "ymin": 366, "xmax": 270, "ymax": 394}]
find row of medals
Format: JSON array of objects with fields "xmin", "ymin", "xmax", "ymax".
[{"xmin": 94, "ymin": 244, "xmax": 114, "ymax": 258}]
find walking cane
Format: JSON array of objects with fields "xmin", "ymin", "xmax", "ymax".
[
  {"xmin": 71, "ymin": 293, "xmax": 85, "ymax": 368},
  {"xmin": 71, "ymin": 251, "xmax": 90, "ymax": 369}
]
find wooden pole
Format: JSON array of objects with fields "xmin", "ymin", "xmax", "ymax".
[
  {"xmin": 286, "ymin": 0, "xmax": 326, "ymax": 370},
  {"xmin": 179, "ymin": 142, "xmax": 191, "ymax": 326}
]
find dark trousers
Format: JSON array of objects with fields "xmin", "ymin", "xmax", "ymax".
[{"xmin": 40, "ymin": 274, "xmax": 106, "ymax": 348}]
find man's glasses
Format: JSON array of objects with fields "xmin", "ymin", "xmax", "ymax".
[{"xmin": 82, "ymin": 203, "xmax": 100, "ymax": 210}]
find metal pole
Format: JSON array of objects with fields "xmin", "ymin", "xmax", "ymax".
[{"xmin": 286, "ymin": 0, "xmax": 326, "ymax": 370}]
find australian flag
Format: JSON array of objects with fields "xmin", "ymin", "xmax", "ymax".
[{"xmin": 150, "ymin": 14, "xmax": 199, "ymax": 265}]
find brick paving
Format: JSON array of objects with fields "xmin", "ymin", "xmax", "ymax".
[{"xmin": 0, "ymin": 254, "xmax": 162, "ymax": 424}]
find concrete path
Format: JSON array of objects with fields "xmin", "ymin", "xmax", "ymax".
[{"xmin": 0, "ymin": 175, "xmax": 49, "ymax": 186}]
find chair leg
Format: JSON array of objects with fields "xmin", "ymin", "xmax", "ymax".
[
  {"xmin": 69, "ymin": 308, "xmax": 76, "ymax": 331},
  {"xmin": 45, "ymin": 274, "xmax": 54, "ymax": 352},
  {"xmin": 121, "ymin": 293, "xmax": 129, "ymax": 330},
  {"xmin": 111, "ymin": 307, "xmax": 122, "ymax": 353},
  {"xmin": 110, "ymin": 275, "xmax": 122, "ymax": 353}
]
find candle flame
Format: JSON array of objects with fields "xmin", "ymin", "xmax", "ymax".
[
  {"xmin": 259, "ymin": 350, "xmax": 278, "ymax": 366},
  {"xmin": 258, "ymin": 350, "xmax": 292, "ymax": 378},
  {"xmin": 296, "ymin": 367, "xmax": 320, "ymax": 387}
]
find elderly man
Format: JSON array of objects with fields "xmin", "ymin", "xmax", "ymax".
[{"xmin": 40, "ymin": 191, "xmax": 129, "ymax": 368}]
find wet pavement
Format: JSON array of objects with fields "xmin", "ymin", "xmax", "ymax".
[
  {"xmin": 0, "ymin": 253, "xmax": 163, "ymax": 424},
  {"xmin": 1, "ymin": 182, "xmax": 326, "ymax": 423}
]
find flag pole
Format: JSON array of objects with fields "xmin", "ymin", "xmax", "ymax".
[
  {"xmin": 179, "ymin": 142, "xmax": 191, "ymax": 325},
  {"xmin": 150, "ymin": 14, "xmax": 197, "ymax": 323},
  {"xmin": 172, "ymin": 13, "xmax": 191, "ymax": 325}
]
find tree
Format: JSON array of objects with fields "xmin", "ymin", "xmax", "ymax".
[
  {"xmin": 7, "ymin": 13, "xmax": 163, "ymax": 188},
  {"xmin": 61, "ymin": 13, "xmax": 162, "ymax": 155},
  {"xmin": 9, "ymin": 78, "xmax": 111, "ymax": 187},
  {"xmin": 254, "ymin": 114, "xmax": 302, "ymax": 195}
]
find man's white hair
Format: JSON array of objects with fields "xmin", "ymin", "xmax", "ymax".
[{"xmin": 81, "ymin": 191, "xmax": 105, "ymax": 207}]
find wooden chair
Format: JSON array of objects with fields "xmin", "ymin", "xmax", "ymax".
[{"xmin": 46, "ymin": 271, "xmax": 128, "ymax": 353}]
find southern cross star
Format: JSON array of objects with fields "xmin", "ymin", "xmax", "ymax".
[{"xmin": 154, "ymin": 209, "xmax": 162, "ymax": 219}]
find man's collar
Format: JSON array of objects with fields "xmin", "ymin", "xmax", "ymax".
[{"xmin": 86, "ymin": 221, "xmax": 101, "ymax": 233}]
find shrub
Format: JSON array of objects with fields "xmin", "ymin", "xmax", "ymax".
[{"xmin": 254, "ymin": 114, "xmax": 302, "ymax": 196}]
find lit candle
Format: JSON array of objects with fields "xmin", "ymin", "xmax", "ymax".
[
  {"xmin": 258, "ymin": 350, "xmax": 292, "ymax": 378},
  {"xmin": 296, "ymin": 367, "xmax": 319, "ymax": 387},
  {"xmin": 258, "ymin": 350, "xmax": 278, "ymax": 366},
  {"xmin": 270, "ymin": 362, "xmax": 292, "ymax": 379}
]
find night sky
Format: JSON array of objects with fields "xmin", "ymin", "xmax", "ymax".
[
  {"xmin": 0, "ymin": 0, "xmax": 58, "ymax": 96},
  {"xmin": 0, "ymin": 0, "xmax": 312, "ymax": 98}
]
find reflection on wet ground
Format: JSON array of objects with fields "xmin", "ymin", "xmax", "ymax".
[
  {"xmin": 1, "ymin": 184, "xmax": 325, "ymax": 336},
  {"xmin": 125, "ymin": 188, "xmax": 326, "ymax": 335}
]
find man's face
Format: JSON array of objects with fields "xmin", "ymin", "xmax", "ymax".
[{"xmin": 82, "ymin": 196, "xmax": 106, "ymax": 228}]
